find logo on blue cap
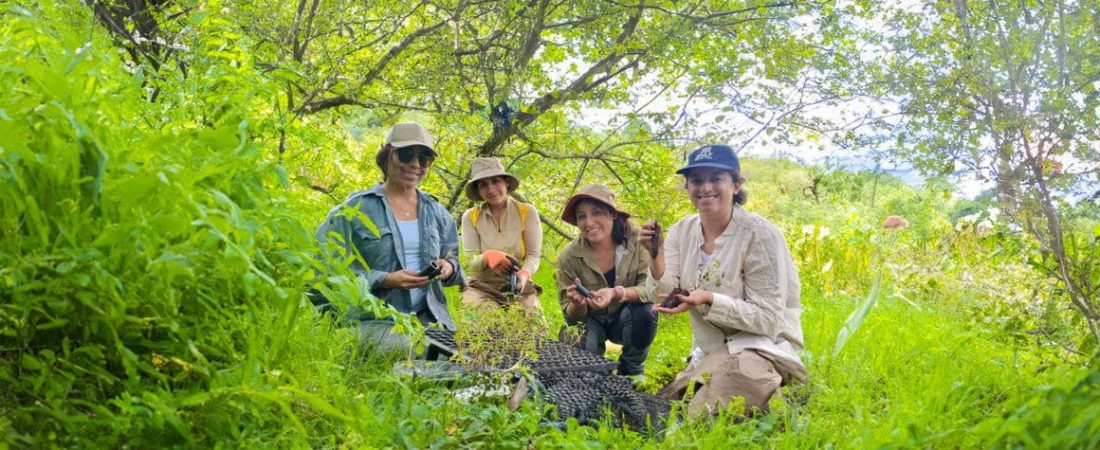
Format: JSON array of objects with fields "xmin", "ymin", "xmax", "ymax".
[{"xmin": 695, "ymin": 146, "xmax": 714, "ymax": 161}]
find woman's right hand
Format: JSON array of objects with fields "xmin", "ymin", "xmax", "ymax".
[
  {"xmin": 482, "ymin": 249, "xmax": 516, "ymax": 275},
  {"xmin": 381, "ymin": 270, "xmax": 431, "ymax": 289},
  {"xmin": 639, "ymin": 219, "xmax": 662, "ymax": 257},
  {"xmin": 640, "ymin": 219, "xmax": 666, "ymax": 279},
  {"xmin": 564, "ymin": 282, "xmax": 589, "ymax": 306}
]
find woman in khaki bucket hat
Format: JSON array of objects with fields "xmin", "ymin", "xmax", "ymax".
[
  {"xmin": 459, "ymin": 157, "xmax": 544, "ymax": 315},
  {"xmin": 556, "ymin": 184, "xmax": 657, "ymax": 378}
]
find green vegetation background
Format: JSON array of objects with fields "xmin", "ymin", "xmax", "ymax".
[{"xmin": 2, "ymin": 2, "xmax": 1098, "ymax": 448}]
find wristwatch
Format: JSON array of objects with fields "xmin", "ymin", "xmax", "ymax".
[{"xmin": 614, "ymin": 286, "xmax": 625, "ymax": 301}]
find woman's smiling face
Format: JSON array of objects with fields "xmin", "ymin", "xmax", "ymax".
[
  {"xmin": 685, "ymin": 168, "xmax": 739, "ymax": 216},
  {"xmin": 574, "ymin": 200, "xmax": 614, "ymax": 245},
  {"xmin": 476, "ymin": 176, "xmax": 509, "ymax": 206},
  {"xmin": 387, "ymin": 146, "xmax": 434, "ymax": 188}
]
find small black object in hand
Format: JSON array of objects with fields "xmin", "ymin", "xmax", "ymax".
[
  {"xmin": 575, "ymin": 280, "xmax": 595, "ymax": 299},
  {"xmin": 418, "ymin": 261, "xmax": 442, "ymax": 278},
  {"xmin": 661, "ymin": 288, "xmax": 689, "ymax": 308},
  {"xmin": 502, "ymin": 273, "xmax": 521, "ymax": 295},
  {"xmin": 500, "ymin": 255, "xmax": 522, "ymax": 295}
]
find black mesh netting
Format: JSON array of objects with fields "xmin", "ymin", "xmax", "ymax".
[
  {"xmin": 423, "ymin": 328, "xmax": 671, "ymax": 430},
  {"xmin": 535, "ymin": 370, "xmax": 671, "ymax": 430}
]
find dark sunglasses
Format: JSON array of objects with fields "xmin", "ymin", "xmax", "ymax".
[{"xmin": 395, "ymin": 146, "xmax": 436, "ymax": 166}]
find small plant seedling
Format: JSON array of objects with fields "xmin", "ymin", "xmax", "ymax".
[
  {"xmin": 648, "ymin": 220, "xmax": 663, "ymax": 259},
  {"xmin": 661, "ymin": 288, "xmax": 689, "ymax": 309}
]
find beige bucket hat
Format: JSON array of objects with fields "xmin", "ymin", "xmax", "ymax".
[
  {"xmin": 465, "ymin": 157, "xmax": 520, "ymax": 202},
  {"xmin": 560, "ymin": 183, "xmax": 630, "ymax": 226}
]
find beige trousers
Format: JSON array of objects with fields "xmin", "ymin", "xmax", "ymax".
[
  {"xmin": 461, "ymin": 286, "xmax": 543, "ymax": 315},
  {"xmin": 659, "ymin": 348, "xmax": 785, "ymax": 417}
]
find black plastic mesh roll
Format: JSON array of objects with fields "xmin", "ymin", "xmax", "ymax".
[
  {"xmin": 535, "ymin": 370, "xmax": 671, "ymax": 430},
  {"xmin": 423, "ymin": 328, "xmax": 670, "ymax": 430}
]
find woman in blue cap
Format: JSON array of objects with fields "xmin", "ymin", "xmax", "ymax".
[{"xmin": 640, "ymin": 145, "xmax": 807, "ymax": 417}]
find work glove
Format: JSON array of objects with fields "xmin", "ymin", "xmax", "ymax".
[{"xmin": 482, "ymin": 249, "xmax": 515, "ymax": 272}]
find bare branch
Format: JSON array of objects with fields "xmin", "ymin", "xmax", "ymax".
[{"xmin": 300, "ymin": 96, "xmax": 373, "ymax": 114}]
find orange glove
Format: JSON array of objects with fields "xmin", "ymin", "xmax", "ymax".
[{"xmin": 482, "ymin": 249, "xmax": 514, "ymax": 271}]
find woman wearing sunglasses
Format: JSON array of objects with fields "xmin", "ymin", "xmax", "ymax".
[
  {"xmin": 459, "ymin": 157, "xmax": 544, "ymax": 315},
  {"xmin": 315, "ymin": 122, "xmax": 464, "ymax": 351}
]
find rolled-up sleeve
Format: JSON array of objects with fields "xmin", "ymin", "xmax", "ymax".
[
  {"xmin": 460, "ymin": 209, "xmax": 488, "ymax": 275},
  {"xmin": 521, "ymin": 205, "xmax": 543, "ymax": 275},
  {"xmin": 625, "ymin": 241, "xmax": 652, "ymax": 304}
]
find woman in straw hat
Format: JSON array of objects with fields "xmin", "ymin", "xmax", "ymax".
[
  {"xmin": 460, "ymin": 157, "xmax": 544, "ymax": 314},
  {"xmin": 557, "ymin": 184, "xmax": 658, "ymax": 378},
  {"xmin": 640, "ymin": 144, "xmax": 807, "ymax": 417}
]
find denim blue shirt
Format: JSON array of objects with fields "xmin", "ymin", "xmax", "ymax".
[{"xmin": 315, "ymin": 183, "xmax": 464, "ymax": 330}]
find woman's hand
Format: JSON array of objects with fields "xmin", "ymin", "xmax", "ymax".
[
  {"xmin": 586, "ymin": 288, "xmax": 616, "ymax": 310},
  {"xmin": 482, "ymin": 249, "xmax": 515, "ymax": 275},
  {"xmin": 381, "ymin": 270, "xmax": 430, "ymax": 289},
  {"xmin": 564, "ymin": 282, "xmax": 589, "ymax": 306},
  {"xmin": 638, "ymin": 220, "xmax": 662, "ymax": 259},
  {"xmin": 640, "ymin": 219, "xmax": 665, "ymax": 279},
  {"xmin": 516, "ymin": 269, "xmax": 531, "ymax": 293},
  {"xmin": 652, "ymin": 289, "xmax": 712, "ymax": 314},
  {"xmin": 434, "ymin": 258, "xmax": 455, "ymax": 281}
]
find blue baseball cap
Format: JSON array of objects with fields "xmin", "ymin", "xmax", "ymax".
[{"xmin": 676, "ymin": 145, "xmax": 740, "ymax": 174}]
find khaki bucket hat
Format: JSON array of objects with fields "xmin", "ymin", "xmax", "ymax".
[
  {"xmin": 465, "ymin": 157, "xmax": 520, "ymax": 202},
  {"xmin": 560, "ymin": 184, "xmax": 630, "ymax": 226}
]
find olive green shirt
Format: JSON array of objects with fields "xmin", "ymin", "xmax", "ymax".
[{"xmin": 555, "ymin": 228, "xmax": 652, "ymax": 324}]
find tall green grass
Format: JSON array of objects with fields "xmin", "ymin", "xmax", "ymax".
[{"xmin": 1, "ymin": 2, "xmax": 1097, "ymax": 448}]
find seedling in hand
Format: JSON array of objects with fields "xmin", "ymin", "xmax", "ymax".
[
  {"xmin": 661, "ymin": 288, "xmax": 689, "ymax": 309},
  {"xmin": 648, "ymin": 221, "xmax": 663, "ymax": 259}
]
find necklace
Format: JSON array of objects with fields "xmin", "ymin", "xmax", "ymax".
[{"xmin": 385, "ymin": 188, "xmax": 417, "ymax": 219}]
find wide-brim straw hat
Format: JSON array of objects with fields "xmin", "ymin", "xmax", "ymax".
[
  {"xmin": 465, "ymin": 157, "xmax": 520, "ymax": 202},
  {"xmin": 560, "ymin": 183, "xmax": 630, "ymax": 226}
]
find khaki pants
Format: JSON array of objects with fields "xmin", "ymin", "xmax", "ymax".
[
  {"xmin": 659, "ymin": 349, "xmax": 785, "ymax": 417},
  {"xmin": 461, "ymin": 286, "xmax": 543, "ymax": 315}
]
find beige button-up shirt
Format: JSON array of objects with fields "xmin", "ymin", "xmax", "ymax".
[
  {"xmin": 556, "ymin": 228, "xmax": 652, "ymax": 324},
  {"xmin": 647, "ymin": 205, "xmax": 808, "ymax": 381},
  {"xmin": 461, "ymin": 198, "xmax": 542, "ymax": 279}
]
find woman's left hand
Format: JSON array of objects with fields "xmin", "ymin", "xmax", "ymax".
[
  {"xmin": 587, "ymin": 288, "xmax": 616, "ymax": 309},
  {"xmin": 652, "ymin": 289, "xmax": 712, "ymax": 314}
]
